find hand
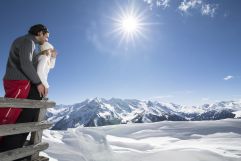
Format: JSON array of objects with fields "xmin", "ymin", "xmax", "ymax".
[
  {"xmin": 37, "ymin": 84, "xmax": 47, "ymax": 97},
  {"xmin": 51, "ymin": 49, "xmax": 57, "ymax": 58}
]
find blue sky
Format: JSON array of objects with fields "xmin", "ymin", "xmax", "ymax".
[{"xmin": 0, "ymin": 0, "xmax": 241, "ymax": 106}]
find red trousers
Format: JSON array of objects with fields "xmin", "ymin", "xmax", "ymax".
[{"xmin": 0, "ymin": 80, "xmax": 30, "ymax": 125}]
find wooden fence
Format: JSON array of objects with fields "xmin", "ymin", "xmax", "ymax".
[{"xmin": 0, "ymin": 97, "xmax": 56, "ymax": 161}]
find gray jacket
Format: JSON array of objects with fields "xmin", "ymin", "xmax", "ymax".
[{"xmin": 3, "ymin": 34, "xmax": 41, "ymax": 85}]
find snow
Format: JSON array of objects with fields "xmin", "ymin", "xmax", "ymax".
[
  {"xmin": 43, "ymin": 130, "xmax": 64, "ymax": 144},
  {"xmin": 42, "ymin": 119, "xmax": 241, "ymax": 161},
  {"xmin": 47, "ymin": 99, "xmax": 241, "ymax": 129},
  {"xmin": 178, "ymin": 105, "xmax": 206, "ymax": 114},
  {"xmin": 103, "ymin": 103, "xmax": 115, "ymax": 112},
  {"xmin": 48, "ymin": 106, "xmax": 66, "ymax": 115},
  {"xmin": 40, "ymin": 152, "xmax": 58, "ymax": 161},
  {"xmin": 98, "ymin": 111, "xmax": 110, "ymax": 118},
  {"xmin": 233, "ymin": 111, "xmax": 241, "ymax": 118}
]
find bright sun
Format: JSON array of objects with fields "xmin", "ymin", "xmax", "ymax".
[
  {"xmin": 121, "ymin": 15, "xmax": 139, "ymax": 33},
  {"xmin": 110, "ymin": 5, "xmax": 147, "ymax": 44}
]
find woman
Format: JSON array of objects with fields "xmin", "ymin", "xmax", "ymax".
[
  {"xmin": 35, "ymin": 42, "xmax": 57, "ymax": 99},
  {"xmin": 28, "ymin": 42, "xmax": 57, "ymax": 100}
]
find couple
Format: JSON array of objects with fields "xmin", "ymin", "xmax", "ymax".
[{"xmin": 0, "ymin": 24, "xmax": 56, "ymax": 159}]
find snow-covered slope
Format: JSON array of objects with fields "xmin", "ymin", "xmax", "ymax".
[
  {"xmin": 42, "ymin": 119, "xmax": 241, "ymax": 161},
  {"xmin": 233, "ymin": 110, "xmax": 241, "ymax": 118},
  {"xmin": 47, "ymin": 98, "xmax": 241, "ymax": 130}
]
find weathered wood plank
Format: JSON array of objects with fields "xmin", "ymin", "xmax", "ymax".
[
  {"xmin": 0, "ymin": 142, "xmax": 49, "ymax": 161},
  {"xmin": 0, "ymin": 97, "xmax": 56, "ymax": 109},
  {"xmin": 30, "ymin": 108, "xmax": 48, "ymax": 160},
  {"xmin": 0, "ymin": 121, "xmax": 52, "ymax": 136},
  {"xmin": 32, "ymin": 156, "xmax": 49, "ymax": 161}
]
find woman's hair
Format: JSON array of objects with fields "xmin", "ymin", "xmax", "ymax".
[
  {"xmin": 40, "ymin": 49, "xmax": 56, "ymax": 57},
  {"xmin": 40, "ymin": 50, "xmax": 50, "ymax": 56},
  {"xmin": 28, "ymin": 24, "xmax": 49, "ymax": 36}
]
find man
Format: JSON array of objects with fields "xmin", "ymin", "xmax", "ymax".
[{"xmin": 0, "ymin": 24, "xmax": 49, "ymax": 159}]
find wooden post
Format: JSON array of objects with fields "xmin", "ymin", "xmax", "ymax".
[{"xmin": 30, "ymin": 108, "xmax": 47, "ymax": 160}]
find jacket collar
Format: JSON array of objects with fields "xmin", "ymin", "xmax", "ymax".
[{"xmin": 27, "ymin": 34, "xmax": 39, "ymax": 44}]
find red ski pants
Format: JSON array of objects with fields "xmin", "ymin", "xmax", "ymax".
[{"xmin": 0, "ymin": 80, "xmax": 30, "ymax": 125}]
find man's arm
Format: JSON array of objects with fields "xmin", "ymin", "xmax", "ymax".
[
  {"xmin": 19, "ymin": 39, "xmax": 47, "ymax": 97},
  {"xmin": 19, "ymin": 39, "xmax": 42, "ymax": 85}
]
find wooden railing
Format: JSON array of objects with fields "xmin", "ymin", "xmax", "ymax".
[{"xmin": 0, "ymin": 97, "xmax": 56, "ymax": 161}]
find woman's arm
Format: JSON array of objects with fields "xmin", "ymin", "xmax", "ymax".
[
  {"xmin": 37, "ymin": 55, "xmax": 50, "ymax": 89},
  {"xmin": 49, "ymin": 49, "xmax": 57, "ymax": 69},
  {"xmin": 49, "ymin": 57, "xmax": 56, "ymax": 69}
]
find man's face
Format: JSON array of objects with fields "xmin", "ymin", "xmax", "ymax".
[{"xmin": 38, "ymin": 32, "xmax": 49, "ymax": 45}]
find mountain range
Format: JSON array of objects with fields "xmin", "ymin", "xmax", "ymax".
[{"xmin": 46, "ymin": 98, "xmax": 241, "ymax": 130}]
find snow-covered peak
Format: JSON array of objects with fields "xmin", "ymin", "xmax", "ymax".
[{"xmin": 47, "ymin": 99, "xmax": 241, "ymax": 130}]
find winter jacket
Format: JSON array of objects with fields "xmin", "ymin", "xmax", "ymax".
[
  {"xmin": 37, "ymin": 54, "xmax": 56, "ymax": 88},
  {"xmin": 3, "ymin": 34, "xmax": 41, "ymax": 85}
]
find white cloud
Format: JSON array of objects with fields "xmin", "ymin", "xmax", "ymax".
[
  {"xmin": 178, "ymin": 0, "xmax": 218, "ymax": 17},
  {"xmin": 178, "ymin": 0, "xmax": 202, "ymax": 12},
  {"xmin": 143, "ymin": 0, "xmax": 154, "ymax": 10},
  {"xmin": 144, "ymin": 0, "xmax": 171, "ymax": 9},
  {"xmin": 156, "ymin": 0, "xmax": 170, "ymax": 8},
  {"xmin": 87, "ymin": 31, "xmax": 103, "ymax": 52},
  {"xmin": 144, "ymin": 0, "xmax": 152, "ymax": 4},
  {"xmin": 86, "ymin": 21, "xmax": 119, "ymax": 56},
  {"xmin": 143, "ymin": 0, "xmax": 219, "ymax": 17},
  {"xmin": 224, "ymin": 75, "xmax": 234, "ymax": 81},
  {"xmin": 201, "ymin": 4, "xmax": 218, "ymax": 17}
]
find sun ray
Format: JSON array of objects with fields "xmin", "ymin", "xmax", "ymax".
[{"xmin": 109, "ymin": 3, "xmax": 150, "ymax": 45}]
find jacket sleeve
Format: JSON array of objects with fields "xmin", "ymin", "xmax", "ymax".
[
  {"xmin": 37, "ymin": 55, "xmax": 49, "ymax": 88},
  {"xmin": 19, "ymin": 39, "xmax": 41, "ymax": 85},
  {"xmin": 49, "ymin": 57, "xmax": 56, "ymax": 69}
]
